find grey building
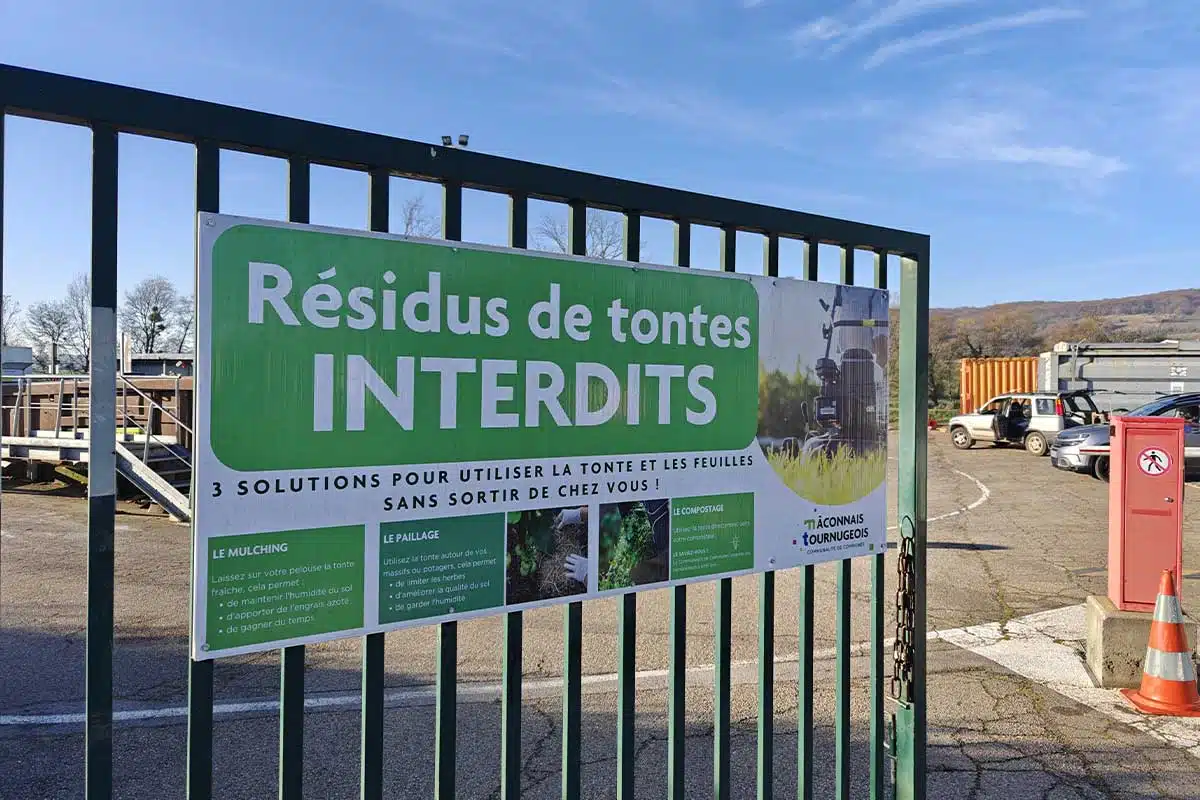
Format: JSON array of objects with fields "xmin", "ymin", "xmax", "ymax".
[
  {"xmin": 1039, "ymin": 339, "xmax": 1200, "ymax": 412},
  {"xmin": 126, "ymin": 353, "xmax": 194, "ymax": 377},
  {"xmin": 1, "ymin": 346, "xmax": 34, "ymax": 376}
]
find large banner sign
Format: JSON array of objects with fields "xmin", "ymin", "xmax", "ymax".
[{"xmin": 192, "ymin": 214, "xmax": 890, "ymax": 659}]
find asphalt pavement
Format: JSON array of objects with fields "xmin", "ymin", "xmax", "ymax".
[{"xmin": 3, "ymin": 433, "xmax": 1199, "ymax": 798}]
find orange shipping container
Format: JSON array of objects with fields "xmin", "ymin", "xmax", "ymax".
[{"xmin": 959, "ymin": 357, "xmax": 1040, "ymax": 414}]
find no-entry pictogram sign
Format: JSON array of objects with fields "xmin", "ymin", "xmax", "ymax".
[{"xmin": 1138, "ymin": 447, "xmax": 1171, "ymax": 476}]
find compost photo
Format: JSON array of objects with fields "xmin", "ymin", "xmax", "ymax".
[
  {"xmin": 505, "ymin": 505, "xmax": 590, "ymax": 605},
  {"xmin": 757, "ymin": 283, "xmax": 890, "ymax": 505},
  {"xmin": 597, "ymin": 500, "xmax": 671, "ymax": 591}
]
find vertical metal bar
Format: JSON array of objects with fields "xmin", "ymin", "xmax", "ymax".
[
  {"xmin": 714, "ymin": 225, "xmax": 737, "ymax": 800},
  {"xmin": 187, "ymin": 140, "xmax": 218, "ymax": 800},
  {"xmin": 562, "ymin": 601, "xmax": 583, "ymax": 800},
  {"xmin": 501, "ymin": 191, "xmax": 527, "ymax": 800},
  {"xmin": 561, "ymin": 198, "xmax": 586, "ymax": 800},
  {"xmin": 757, "ymin": 572, "xmax": 775, "ymax": 800},
  {"xmin": 436, "ymin": 621, "xmax": 458, "ymax": 799},
  {"xmin": 616, "ymin": 209, "xmax": 640, "ymax": 800},
  {"xmin": 616, "ymin": 592, "xmax": 636, "ymax": 800},
  {"xmin": 757, "ymin": 233, "xmax": 779, "ymax": 800},
  {"xmin": 797, "ymin": 565, "xmax": 814, "ymax": 800},
  {"xmin": 835, "ymin": 559, "xmax": 851, "ymax": 800},
  {"xmin": 501, "ymin": 612, "xmax": 523, "ymax": 800},
  {"xmin": 667, "ymin": 585, "xmax": 687, "ymax": 800},
  {"xmin": 442, "ymin": 180, "xmax": 463, "ymax": 241},
  {"xmin": 719, "ymin": 224, "xmax": 736, "ymax": 273},
  {"xmin": 55, "ymin": 378, "xmax": 64, "ymax": 437},
  {"xmin": 435, "ymin": 179, "xmax": 463, "ymax": 800},
  {"xmin": 667, "ymin": 215, "xmax": 690, "ymax": 800},
  {"xmin": 835, "ymin": 241, "xmax": 854, "ymax": 800},
  {"xmin": 86, "ymin": 123, "xmax": 118, "ymax": 800},
  {"xmin": 143, "ymin": 406, "xmax": 153, "ymax": 462},
  {"xmin": 896, "ymin": 246, "xmax": 930, "ymax": 800},
  {"xmin": 567, "ymin": 200, "xmax": 587, "ymax": 257},
  {"xmin": 360, "ymin": 632, "xmax": 385, "ymax": 800},
  {"xmin": 674, "ymin": 220, "xmax": 691, "ymax": 268},
  {"xmin": 0, "ymin": 114, "xmax": 4, "ymax": 612},
  {"xmin": 279, "ymin": 156, "xmax": 310, "ymax": 800},
  {"xmin": 796, "ymin": 242, "xmax": 816, "ymax": 800},
  {"xmin": 763, "ymin": 234, "xmax": 780, "ymax": 279},
  {"xmin": 359, "ymin": 167, "xmax": 389, "ymax": 800},
  {"xmin": 509, "ymin": 193, "xmax": 528, "ymax": 250},
  {"xmin": 623, "ymin": 212, "xmax": 641, "ymax": 263},
  {"xmin": 713, "ymin": 578, "xmax": 732, "ymax": 800},
  {"xmin": 802, "ymin": 238, "xmax": 817, "ymax": 282},
  {"xmin": 870, "ymin": 251, "xmax": 888, "ymax": 800}
]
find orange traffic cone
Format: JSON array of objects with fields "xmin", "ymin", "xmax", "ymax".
[{"xmin": 1121, "ymin": 570, "xmax": 1200, "ymax": 716}]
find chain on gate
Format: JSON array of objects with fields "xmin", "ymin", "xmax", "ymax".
[{"xmin": 891, "ymin": 530, "xmax": 916, "ymax": 702}]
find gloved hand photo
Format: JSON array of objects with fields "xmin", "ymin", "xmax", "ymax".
[
  {"xmin": 554, "ymin": 507, "xmax": 587, "ymax": 528},
  {"xmin": 564, "ymin": 554, "xmax": 588, "ymax": 584}
]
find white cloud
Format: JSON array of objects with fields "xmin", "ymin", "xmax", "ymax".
[
  {"xmin": 904, "ymin": 108, "xmax": 1126, "ymax": 181},
  {"xmin": 828, "ymin": 0, "xmax": 979, "ymax": 53},
  {"xmin": 863, "ymin": 7, "xmax": 1085, "ymax": 68},
  {"xmin": 374, "ymin": 0, "xmax": 592, "ymax": 60},
  {"xmin": 568, "ymin": 75, "xmax": 886, "ymax": 151},
  {"xmin": 792, "ymin": 0, "xmax": 977, "ymax": 53},
  {"xmin": 1105, "ymin": 67, "xmax": 1200, "ymax": 175},
  {"xmin": 791, "ymin": 16, "xmax": 848, "ymax": 47}
]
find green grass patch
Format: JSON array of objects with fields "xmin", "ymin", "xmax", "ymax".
[{"xmin": 766, "ymin": 447, "xmax": 887, "ymax": 505}]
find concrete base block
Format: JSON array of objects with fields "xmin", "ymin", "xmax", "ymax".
[{"xmin": 1085, "ymin": 595, "xmax": 1199, "ymax": 688}]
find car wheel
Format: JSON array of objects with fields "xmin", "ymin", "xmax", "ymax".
[
  {"xmin": 1025, "ymin": 431, "xmax": 1048, "ymax": 456},
  {"xmin": 950, "ymin": 427, "xmax": 973, "ymax": 450},
  {"xmin": 1092, "ymin": 456, "xmax": 1110, "ymax": 482}
]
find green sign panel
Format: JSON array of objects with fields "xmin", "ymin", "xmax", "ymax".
[{"xmin": 191, "ymin": 214, "xmax": 890, "ymax": 659}]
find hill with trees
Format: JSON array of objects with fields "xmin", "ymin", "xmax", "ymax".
[{"xmin": 889, "ymin": 288, "xmax": 1200, "ymax": 409}]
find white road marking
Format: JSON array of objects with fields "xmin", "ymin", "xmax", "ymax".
[
  {"xmin": 1, "ymin": 469, "xmax": 993, "ymax": 729},
  {"xmin": 935, "ymin": 605, "xmax": 1200, "ymax": 758},
  {"xmin": 0, "ymin": 640, "xmax": 882, "ymax": 727},
  {"xmin": 887, "ymin": 468, "xmax": 990, "ymax": 532}
]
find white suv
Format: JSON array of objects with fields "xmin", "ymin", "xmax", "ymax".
[{"xmin": 947, "ymin": 391, "xmax": 1102, "ymax": 457}]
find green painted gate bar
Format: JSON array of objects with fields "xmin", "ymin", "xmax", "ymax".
[
  {"xmin": 0, "ymin": 62, "xmax": 930, "ymax": 800},
  {"xmin": 359, "ymin": 165, "xmax": 391, "ymax": 800},
  {"xmin": 186, "ymin": 140, "xmax": 220, "ymax": 800},
  {"xmin": 86, "ymin": 121, "xmax": 118, "ymax": 800}
]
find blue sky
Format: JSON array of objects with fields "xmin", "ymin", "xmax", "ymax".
[{"xmin": 2, "ymin": 0, "xmax": 1198, "ymax": 311}]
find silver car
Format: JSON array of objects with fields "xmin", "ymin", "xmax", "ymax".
[
  {"xmin": 1049, "ymin": 393, "xmax": 1200, "ymax": 481},
  {"xmin": 948, "ymin": 390, "xmax": 1102, "ymax": 457}
]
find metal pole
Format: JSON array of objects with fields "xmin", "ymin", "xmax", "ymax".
[{"xmin": 85, "ymin": 122, "xmax": 119, "ymax": 800}]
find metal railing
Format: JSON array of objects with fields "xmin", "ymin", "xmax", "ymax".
[
  {"xmin": 1, "ymin": 372, "xmax": 193, "ymax": 477},
  {"xmin": 0, "ymin": 62, "xmax": 931, "ymax": 800}
]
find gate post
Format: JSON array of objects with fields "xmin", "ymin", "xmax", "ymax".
[{"xmin": 893, "ymin": 248, "xmax": 929, "ymax": 799}]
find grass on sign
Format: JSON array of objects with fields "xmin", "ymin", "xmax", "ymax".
[{"xmin": 767, "ymin": 447, "xmax": 887, "ymax": 505}]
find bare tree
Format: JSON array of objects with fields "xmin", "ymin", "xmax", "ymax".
[
  {"xmin": 400, "ymin": 196, "xmax": 441, "ymax": 238},
  {"xmin": 534, "ymin": 212, "xmax": 636, "ymax": 260},
  {"xmin": 120, "ymin": 277, "xmax": 181, "ymax": 353},
  {"xmin": 1, "ymin": 294, "xmax": 21, "ymax": 346},
  {"xmin": 63, "ymin": 273, "xmax": 92, "ymax": 370},
  {"xmin": 23, "ymin": 300, "xmax": 72, "ymax": 371},
  {"xmin": 171, "ymin": 294, "xmax": 195, "ymax": 353}
]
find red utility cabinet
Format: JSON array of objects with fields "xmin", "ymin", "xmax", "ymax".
[{"xmin": 1108, "ymin": 416, "xmax": 1185, "ymax": 611}]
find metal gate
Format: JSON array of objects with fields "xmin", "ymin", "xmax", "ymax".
[{"xmin": 0, "ymin": 63, "xmax": 929, "ymax": 800}]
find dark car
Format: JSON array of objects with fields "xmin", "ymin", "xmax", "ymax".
[{"xmin": 1048, "ymin": 393, "xmax": 1200, "ymax": 481}]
